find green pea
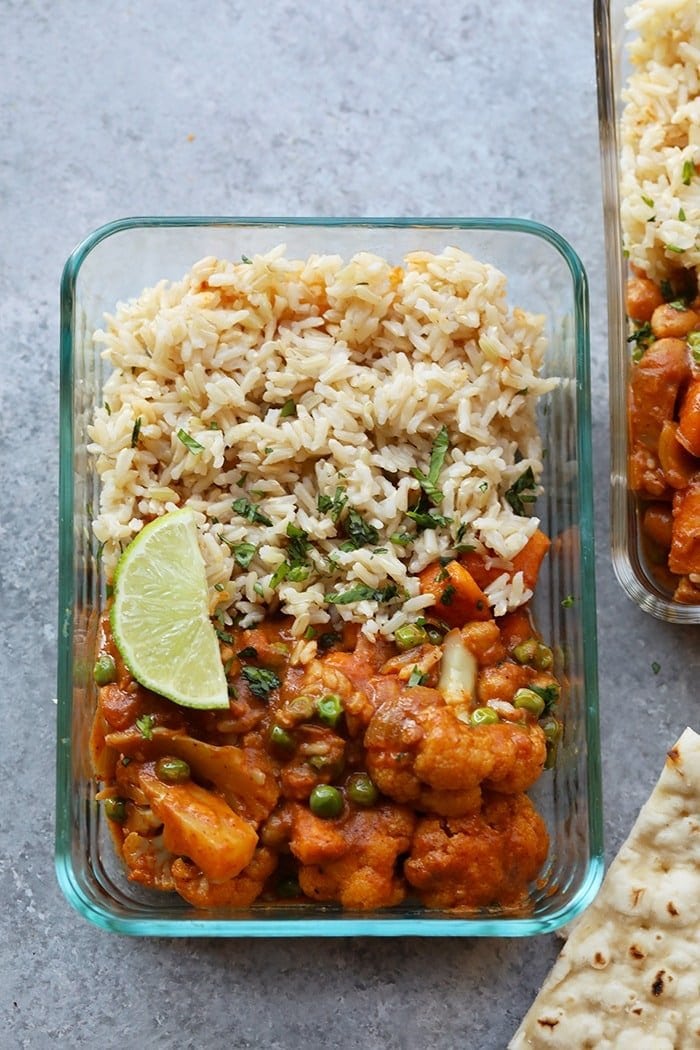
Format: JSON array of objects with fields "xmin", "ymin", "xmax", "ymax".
[
  {"xmin": 269, "ymin": 724, "xmax": 295, "ymax": 752},
  {"xmin": 346, "ymin": 772, "xmax": 379, "ymax": 807},
  {"xmin": 155, "ymin": 757, "xmax": 191, "ymax": 784},
  {"xmin": 533, "ymin": 643, "xmax": 554, "ymax": 671},
  {"xmin": 394, "ymin": 623, "xmax": 429, "ymax": 651},
  {"xmin": 309, "ymin": 784, "xmax": 344, "ymax": 819},
  {"xmin": 513, "ymin": 688, "xmax": 546, "ymax": 717},
  {"xmin": 512, "ymin": 638, "xmax": 538, "ymax": 665},
  {"xmin": 544, "ymin": 742, "xmax": 558, "ymax": 770},
  {"xmin": 315, "ymin": 693, "xmax": 343, "ymax": 728},
  {"xmin": 103, "ymin": 797, "xmax": 127, "ymax": 823},
  {"xmin": 540, "ymin": 716, "xmax": 562, "ymax": 744},
  {"xmin": 469, "ymin": 706, "xmax": 500, "ymax": 727},
  {"xmin": 93, "ymin": 653, "xmax": 117, "ymax": 686}
]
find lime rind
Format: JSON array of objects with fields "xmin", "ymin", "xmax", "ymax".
[{"xmin": 110, "ymin": 509, "xmax": 229, "ymax": 710}]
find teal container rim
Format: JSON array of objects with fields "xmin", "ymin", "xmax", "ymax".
[{"xmin": 57, "ymin": 215, "xmax": 603, "ymax": 937}]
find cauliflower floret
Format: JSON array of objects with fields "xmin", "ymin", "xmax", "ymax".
[
  {"xmin": 139, "ymin": 768, "xmax": 258, "ymax": 882},
  {"xmin": 104, "ymin": 728, "xmax": 279, "ymax": 824},
  {"xmin": 122, "ymin": 832, "xmax": 176, "ymax": 892},
  {"xmin": 364, "ymin": 686, "xmax": 546, "ymax": 816},
  {"xmin": 288, "ymin": 802, "xmax": 415, "ymax": 911},
  {"xmin": 404, "ymin": 792, "xmax": 549, "ymax": 910},
  {"xmin": 170, "ymin": 848, "xmax": 277, "ymax": 909}
]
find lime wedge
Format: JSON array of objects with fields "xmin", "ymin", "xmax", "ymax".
[{"xmin": 110, "ymin": 509, "xmax": 229, "ymax": 709}]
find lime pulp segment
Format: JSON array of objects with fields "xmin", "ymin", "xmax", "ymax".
[{"xmin": 110, "ymin": 509, "xmax": 229, "ymax": 709}]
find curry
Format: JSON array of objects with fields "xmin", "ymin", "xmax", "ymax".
[
  {"xmin": 626, "ymin": 270, "xmax": 700, "ymax": 601},
  {"xmin": 91, "ymin": 540, "xmax": 558, "ymax": 912}
]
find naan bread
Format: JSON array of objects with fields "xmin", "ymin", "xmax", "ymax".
[{"xmin": 509, "ymin": 727, "xmax": 700, "ymax": 1050}]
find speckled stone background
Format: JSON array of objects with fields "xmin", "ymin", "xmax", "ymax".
[{"xmin": 1, "ymin": 1, "xmax": 697, "ymax": 1047}]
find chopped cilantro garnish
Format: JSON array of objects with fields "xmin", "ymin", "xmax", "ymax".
[
  {"xmin": 390, "ymin": 532, "xmax": 413, "ymax": 546},
  {"xmin": 341, "ymin": 508, "xmax": 379, "ymax": 550},
  {"xmin": 678, "ymin": 208, "xmax": 686, "ymax": 222},
  {"xmin": 214, "ymin": 582, "xmax": 225, "ymax": 591},
  {"xmin": 215, "ymin": 627, "xmax": 233, "ymax": 644},
  {"xmin": 666, "ymin": 244, "xmax": 685, "ymax": 254},
  {"xmin": 641, "ymin": 194, "xmax": 654, "ymax": 208},
  {"xmin": 286, "ymin": 522, "xmax": 311, "ymax": 566},
  {"xmin": 231, "ymin": 542, "xmax": 257, "ymax": 568},
  {"xmin": 279, "ymin": 399, "xmax": 297, "ymax": 418},
  {"xmin": 528, "ymin": 682, "xmax": 560, "ymax": 713},
  {"xmin": 304, "ymin": 626, "xmax": 316, "ymax": 641},
  {"xmin": 237, "ymin": 646, "xmax": 258, "ymax": 660},
  {"xmin": 131, "ymin": 417, "xmax": 142, "ymax": 448},
  {"xmin": 505, "ymin": 467, "xmax": 537, "ymax": 515},
  {"xmin": 177, "ymin": 429, "xmax": 205, "ymax": 454},
  {"xmin": 627, "ymin": 320, "xmax": 655, "ymax": 360},
  {"xmin": 408, "ymin": 666, "xmax": 428, "ymax": 687},
  {"xmin": 561, "ymin": 594, "xmax": 575, "ymax": 608},
  {"xmin": 325, "ymin": 583, "xmax": 399, "ymax": 605},
  {"xmin": 231, "ymin": 496, "xmax": 273, "ymax": 527},
  {"xmin": 440, "ymin": 583, "xmax": 456, "ymax": 606},
  {"xmin": 411, "ymin": 425, "xmax": 449, "ymax": 505},
  {"xmin": 406, "ymin": 492, "xmax": 453, "ymax": 532},
  {"xmin": 681, "ymin": 159, "xmax": 695, "ymax": 186},
  {"xmin": 135, "ymin": 714, "xmax": 155, "ymax": 740},
  {"xmin": 241, "ymin": 254, "xmax": 253, "ymax": 264},
  {"xmin": 317, "ymin": 631, "xmax": 341, "ymax": 651},
  {"xmin": 668, "ymin": 300, "xmax": 688, "ymax": 311},
  {"xmin": 241, "ymin": 665, "xmax": 280, "ymax": 699},
  {"xmin": 269, "ymin": 562, "xmax": 289, "ymax": 589},
  {"xmin": 253, "ymin": 581, "xmax": 265, "ymax": 597},
  {"xmin": 317, "ymin": 486, "xmax": 348, "ymax": 523},
  {"xmin": 104, "ymin": 402, "xmax": 111, "ymax": 415},
  {"xmin": 478, "ymin": 481, "xmax": 489, "ymax": 493},
  {"xmin": 652, "ymin": 661, "xmax": 661, "ymax": 675},
  {"xmin": 688, "ymin": 332, "xmax": 700, "ymax": 362}
]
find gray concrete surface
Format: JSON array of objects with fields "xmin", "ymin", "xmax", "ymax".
[{"xmin": 1, "ymin": 1, "xmax": 697, "ymax": 1047}]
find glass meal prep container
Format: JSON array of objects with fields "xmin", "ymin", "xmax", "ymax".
[
  {"xmin": 57, "ymin": 217, "xmax": 602, "ymax": 936},
  {"xmin": 595, "ymin": 0, "xmax": 700, "ymax": 623}
]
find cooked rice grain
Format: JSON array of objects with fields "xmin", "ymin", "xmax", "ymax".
[
  {"xmin": 88, "ymin": 247, "xmax": 555, "ymax": 638},
  {"xmin": 620, "ymin": 0, "xmax": 700, "ymax": 281}
]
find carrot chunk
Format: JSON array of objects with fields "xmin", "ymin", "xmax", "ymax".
[
  {"xmin": 510, "ymin": 529, "xmax": 551, "ymax": 590},
  {"xmin": 419, "ymin": 560, "xmax": 491, "ymax": 626}
]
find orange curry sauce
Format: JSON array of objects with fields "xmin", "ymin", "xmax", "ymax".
[{"xmin": 92, "ymin": 540, "xmax": 558, "ymax": 913}]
